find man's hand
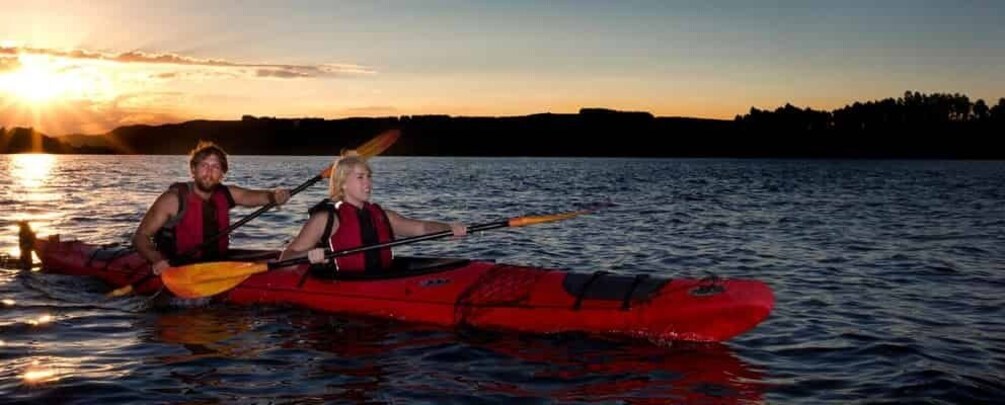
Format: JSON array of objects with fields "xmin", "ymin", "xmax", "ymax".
[
  {"xmin": 307, "ymin": 248, "xmax": 328, "ymax": 264},
  {"xmin": 151, "ymin": 259, "xmax": 170, "ymax": 275},
  {"xmin": 271, "ymin": 188, "xmax": 291, "ymax": 205},
  {"xmin": 449, "ymin": 222, "xmax": 468, "ymax": 237}
]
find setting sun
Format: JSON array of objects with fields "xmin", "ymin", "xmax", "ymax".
[{"xmin": 0, "ymin": 54, "xmax": 115, "ymax": 106}]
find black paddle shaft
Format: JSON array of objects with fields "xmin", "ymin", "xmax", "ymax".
[
  {"xmin": 268, "ymin": 220, "xmax": 510, "ymax": 269},
  {"xmin": 183, "ymin": 173, "xmax": 322, "ymax": 258}
]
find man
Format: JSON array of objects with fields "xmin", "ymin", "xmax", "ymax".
[{"xmin": 132, "ymin": 141, "xmax": 291, "ymax": 275}]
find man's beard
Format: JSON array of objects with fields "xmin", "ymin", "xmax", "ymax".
[{"xmin": 194, "ymin": 179, "xmax": 217, "ymax": 193}]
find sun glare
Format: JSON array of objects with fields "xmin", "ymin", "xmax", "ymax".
[
  {"xmin": 11, "ymin": 154, "xmax": 56, "ymax": 188},
  {"xmin": 0, "ymin": 54, "xmax": 115, "ymax": 106}
]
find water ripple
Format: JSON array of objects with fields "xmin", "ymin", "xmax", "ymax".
[{"xmin": 1, "ymin": 156, "xmax": 1003, "ymax": 403}]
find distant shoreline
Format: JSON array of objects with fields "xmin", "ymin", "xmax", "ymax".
[{"xmin": 4, "ymin": 91, "xmax": 1004, "ymax": 159}]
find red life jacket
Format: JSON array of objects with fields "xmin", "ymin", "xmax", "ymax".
[
  {"xmin": 154, "ymin": 182, "xmax": 235, "ymax": 264},
  {"xmin": 310, "ymin": 199, "xmax": 394, "ymax": 272}
]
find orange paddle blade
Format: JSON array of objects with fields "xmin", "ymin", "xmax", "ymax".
[
  {"xmin": 320, "ymin": 165, "xmax": 335, "ymax": 179},
  {"xmin": 356, "ymin": 129, "xmax": 401, "ymax": 158},
  {"xmin": 320, "ymin": 129, "xmax": 401, "ymax": 179},
  {"xmin": 507, "ymin": 209, "xmax": 592, "ymax": 227},
  {"xmin": 161, "ymin": 261, "xmax": 269, "ymax": 299}
]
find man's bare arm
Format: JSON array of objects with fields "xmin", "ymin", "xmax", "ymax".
[
  {"xmin": 228, "ymin": 185, "xmax": 291, "ymax": 208},
  {"xmin": 131, "ymin": 191, "xmax": 178, "ymax": 272}
]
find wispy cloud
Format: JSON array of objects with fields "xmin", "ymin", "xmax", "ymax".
[{"xmin": 0, "ymin": 45, "xmax": 375, "ymax": 78}]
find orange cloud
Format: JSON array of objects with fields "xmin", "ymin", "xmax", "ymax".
[
  {"xmin": 0, "ymin": 44, "xmax": 386, "ymax": 134},
  {"xmin": 0, "ymin": 45, "xmax": 374, "ymax": 78}
]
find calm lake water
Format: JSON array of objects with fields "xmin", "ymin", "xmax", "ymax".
[{"xmin": 1, "ymin": 154, "xmax": 1003, "ymax": 403}]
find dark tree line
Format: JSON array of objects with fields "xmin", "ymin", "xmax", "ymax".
[
  {"xmin": 739, "ymin": 91, "xmax": 1005, "ymax": 131},
  {"xmin": 732, "ymin": 91, "xmax": 1003, "ymax": 158}
]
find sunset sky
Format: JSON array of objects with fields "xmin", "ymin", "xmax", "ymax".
[{"xmin": 1, "ymin": 1, "xmax": 1003, "ymax": 135}]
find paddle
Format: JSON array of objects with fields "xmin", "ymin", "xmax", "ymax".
[
  {"xmin": 161, "ymin": 209, "xmax": 592, "ymax": 299},
  {"xmin": 106, "ymin": 129, "xmax": 401, "ymax": 297}
]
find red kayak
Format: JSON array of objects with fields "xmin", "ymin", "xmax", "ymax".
[{"xmin": 24, "ymin": 231, "xmax": 774, "ymax": 343}]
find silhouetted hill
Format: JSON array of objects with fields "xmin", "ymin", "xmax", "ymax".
[
  {"xmin": 5, "ymin": 91, "xmax": 1003, "ymax": 158},
  {"xmin": 52, "ymin": 110, "xmax": 734, "ymax": 157},
  {"xmin": 0, "ymin": 127, "xmax": 75, "ymax": 154}
]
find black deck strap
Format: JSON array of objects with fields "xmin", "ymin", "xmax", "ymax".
[
  {"xmin": 102, "ymin": 247, "xmax": 135, "ymax": 271},
  {"xmin": 572, "ymin": 270, "xmax": 609, "ymax": 311},
  {"xmin": 691, "ymin": 273, "xmax": 725, "ymax": 296},
  {"xmin": 296, "ymin": 266, "xmax": 317, "ymax": 288},
  {"xmin": 83, "ymin": 244, "xmax": 134, "ymax": 272},
  {"xmin": 86, "ymin": 248, "xmax": 103, "ymax": 268},
  {"xmin": 86, "ymin": 242, "xmax": 121, "ymax": 268},
  {"xmin": 620, "ymin": 274, "xmax": 651, "ymax": 311}
]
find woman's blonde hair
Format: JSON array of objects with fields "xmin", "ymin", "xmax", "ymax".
[{"xmin": 328, "ymin": 151, "xmax": 369, "ymax": 201}]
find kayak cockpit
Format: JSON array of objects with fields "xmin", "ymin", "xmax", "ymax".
[{"xmin": 309, "ymin": 256, "xmax": 475, "ymax": 281}]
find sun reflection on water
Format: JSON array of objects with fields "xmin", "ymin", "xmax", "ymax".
[
  {"xmin": 2, "ymin": 155, "xmax": 60, "ymax": 262},
  {"xmin": 26, "ymin": 313, "xmax": 54, "ymax": 326},
  {"xmin": 22, "ymin": 359, "xmax": 61, "ymax": 385},
  {"xmin": 11, "ymin": 154, "xmax": 55, "ymax": 189}
]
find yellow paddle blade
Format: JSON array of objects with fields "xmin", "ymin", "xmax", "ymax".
[
  {"xmin": 507, "ymin": 209, "xmax": 593, "ymax": 227},
  {"xmin": 356, "ymin": 129, "xmax": 401, "ymax": 158},
  {"xmin": 161, "ymin": 261, "xmax": 269, "ymax": 299},
  {"xmin": 169, "ymin": 274, "xmax": 252, "ymax": 299}
]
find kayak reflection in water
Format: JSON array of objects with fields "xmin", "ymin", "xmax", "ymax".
[
  {"xmin": 279, "ymin": 152, "xmax": 467, "ymax": 273},
  {"xmin": 463, "ymin": 333, "xmax": 766, "ymax": 403}
]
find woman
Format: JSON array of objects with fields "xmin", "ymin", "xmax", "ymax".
[{"xmin": 279, "ymin": 153, "xmax": 467, "ymax": 272}]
